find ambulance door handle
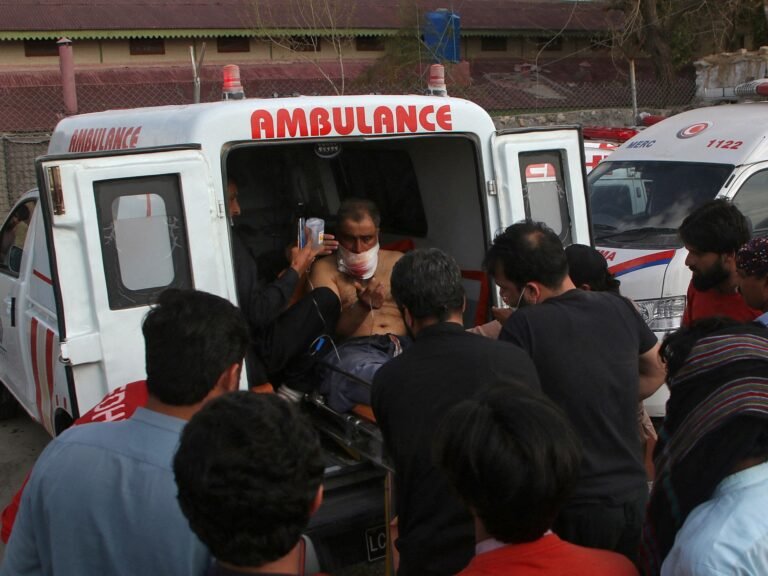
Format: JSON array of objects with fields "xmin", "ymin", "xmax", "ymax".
[{"xmin": 3, "ymin": 297, "xmax": 14, "ymax": 327}]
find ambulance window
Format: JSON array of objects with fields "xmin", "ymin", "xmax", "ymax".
[
  {"xmin": 0, "ymin": 200, "xmax": 36, "ymax": 276},
  {"xmin": 733, "ymin": 169, "xmax": 768, "ymax": 236},
  {"xmin": 519, "ymin": 151, "xmax": 570, "ymax": 243},
  {"xmin": 94, "ymin": 174, "xmax": 193, "ymax": 310}
]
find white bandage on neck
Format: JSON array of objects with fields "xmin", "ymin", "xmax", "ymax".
[{"xmin": 337, "ymin": 243, "xmax": 379, "ymax": 280}]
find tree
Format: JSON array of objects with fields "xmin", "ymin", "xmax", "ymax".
[
  {"xmin": 610, "ymin": 0, "xmax": 765, "ymax": 84},
  {"xmin": 243, "ymin": 0, "xmax": 355, "ymax": 95}
]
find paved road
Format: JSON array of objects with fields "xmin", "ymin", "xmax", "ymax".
[{"xmin": 0, "ymin": 410, "xmax": 51, "ymax": 564}]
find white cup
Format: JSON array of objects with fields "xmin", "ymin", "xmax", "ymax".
[{"xmin": 306, "ymin": 218, "xmax": 325, "ymax": 248}]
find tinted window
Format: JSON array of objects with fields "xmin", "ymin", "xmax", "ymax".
[
  {"xmin": 0, "ymin": 200, "xmax": 36, "ymax": 276},
  {"xmin": 589, "ymin": 161, "xmax": 733, "ymax": 247},
  {"xmin": 95, "ymin": 174, "xmax": 192, "ymax": 309},
  {"xmin": 733, "ymin": 169, "xmax": 768, "ymax": 237}
]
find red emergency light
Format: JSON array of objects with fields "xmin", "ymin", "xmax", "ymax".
[
  {"xmin": 222, "ymin": 64, "xmax": 245, "ymax": 100},
  {"xmin": 582, "ymin": 126, "xmax": 638, "ymax": 143}
]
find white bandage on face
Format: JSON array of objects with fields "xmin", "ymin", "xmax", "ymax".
[{"xmin": 337, "ymin": 243, "xmax": 379, "ymax": 280}]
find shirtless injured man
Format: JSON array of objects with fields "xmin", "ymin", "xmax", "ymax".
[{"xmin": 309, "ymin": 198, "xmax": 409, "ymax": 412}]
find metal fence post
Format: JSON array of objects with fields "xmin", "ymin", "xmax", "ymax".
[{"xmin": 629, "ymin": 58, "xmax": 638, "ymax": 122}]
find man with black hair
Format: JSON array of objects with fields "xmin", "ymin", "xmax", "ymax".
[
  {"xmin": 371, "ymin": 248, "xmax": 540, "ymax": 576},
  {"xmin": 486, "ymin": 221, "xmax": 665, "ymax": 565},
  {"xmin": 1, "ymin": 289, "xmax": 249, "ymax": 576},
  {"xmin": 642, "ymin": 322, "xmax": 768, "ymax": 575},
  {"xmin": 174, "ymin": 392, "xmax": 324, "ymax": 576},
  {"xmin": 679, "ymin": 198, "xmax": 760, "ymax": 325},
  {"xmin": 435, "ymin": 387, "xmax": 638, "ymax": 576}
]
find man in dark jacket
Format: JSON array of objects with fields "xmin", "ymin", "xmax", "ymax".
[
  {"xmin": 372, "ymin": 248, "xmax": 540, "ymax": 576},
  {"xmin": 228, "ymin": 179, "xmax": 340, "ymax": 389}
]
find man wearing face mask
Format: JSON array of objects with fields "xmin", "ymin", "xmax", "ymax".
[
  {"xmin": 678, "ymin": 199, "xmax": 760, "ymax": 326},
  {"xmin": 309, "ymin": 198, "xmax": 408, "ymax": 412},
  {"xmin": 486, "ymin": 221, "xmax": 665, "ymax": 567}
]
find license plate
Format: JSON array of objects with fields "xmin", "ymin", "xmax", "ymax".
[{"xmin": 365, "ymin": 524, "xmax": 387, "ymax": 562}]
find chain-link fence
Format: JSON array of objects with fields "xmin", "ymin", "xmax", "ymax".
[{"xmin": 0, "ymin": 59, "xmax": 696, "ymax": 216}]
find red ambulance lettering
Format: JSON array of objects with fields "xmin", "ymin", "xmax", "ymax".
[
  {"xmin": 599, "ymin": 249, "xmax": 616, "ymax": 262},
  {"xmin": 276, "ymin": 108, "xmax": 309, "ymax": 138},
  {"xmin": 251, "ymin": 110, "xmax": 275, "ymax": 139},
  {"xmin": 333, "ymin": 107, "xmax": 356, "ymax": 136},
  {"xmin": 249, "ymin": 104, "xmax": 454, "ymax": 140},
  {"xmin": 309, "ymin": 108, "xmax": 332, "ymax": 137},
  {"xmin": 435, "ymin": 105, "xmax": 452, "ymax": 130},
  {"xmin": 396, "ymin": 106, "xmax": 418, "ymax": 132},
  {"xmin": 67, "ymin": 126, "xmax": 142, "ymax": 152},
  {"xmin": 373, "ymin": 106, "xmax": 395, "ymax": 134},
  {"xmin": 419, "ymin": 105, "xmax": 436, "ymax": 131}
]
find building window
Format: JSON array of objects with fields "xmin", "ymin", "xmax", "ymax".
[
  {"xmin": 480, "ymin": 37, "xmax": 507, "ymax": 52},
  {"xmin": 355, "ymin": 36, "xmax": 385, "ymax": 52},
  {"xmin": 288, "ymin": 36, "xmax": 321, "ymax": 52},
  {"xmin": 531, "ymin": 36, "xmax": 563, "ymax": 51},
  {"xmin": 217, "ymin": 37, "xmax": 251, "ymax": 53},
  {"xmin": 129, "ymin": 39, "xmax": 165, "ymax": 56},
  {"xmin": 24, "ymin": 40, "xmax": 59, "ymax": 57}
]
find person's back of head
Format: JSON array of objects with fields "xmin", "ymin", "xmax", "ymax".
[
  {"xmin": 174, "ymin": 392, "xmax": 324, "ymax": 569},
  {"xmin": 679, "ymin": 199, "xmax": 750, "ymax": 255},
  {"xmin": 484, "ymin": 220, "xmax": 568, "ymax": 290},
  {"xmin": 142, "ymin": 289, "xmax": 249, "ymax": 406},
  {"xmin": 565, "ymin": 243, "xmax": 621, "ymax": 294},
  {"xmin": 435, "ymin": 386, "xmax": 581, "ymax": 543},
  {"xmin": 390, "ymin": 248, "xmax": 465, "ymax": 322},
  {"xmin": 645, "ymin": 321, "xmax": 768, "ymax": 570}
]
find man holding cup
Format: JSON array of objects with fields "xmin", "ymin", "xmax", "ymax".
[{"xmin": 227, "ymin": 177, "xmax": 342, "ymax": 392}]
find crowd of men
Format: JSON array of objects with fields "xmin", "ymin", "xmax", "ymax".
[{"xmin": 1, "ymin": 197, "xmax": 768, "ymax": 576}]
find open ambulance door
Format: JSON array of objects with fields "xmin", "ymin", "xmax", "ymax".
[
  {"xmin": 491, "ymin": 126, "xmax": 592, "ymax": 246},
  {"xmin": 35, "ymin": 147, "xmax": 232, "ymax": 423}
]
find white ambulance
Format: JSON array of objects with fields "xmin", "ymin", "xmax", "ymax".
[
  {"xmin": 589, "ymin": 93, "xmax": 768, "ymax": 414},
  {"xmin": 0, "ymin": 87, "xmax": 591, "ymax": 567}
]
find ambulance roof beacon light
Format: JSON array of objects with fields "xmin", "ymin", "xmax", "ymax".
[
  {"xmin": 427, "ymin": 64, "xmax": 448, "ymax": 97},
  {"xmin": 222, "ymin": 64, "xmax": 245, "ymax": 100},
  {"xmin": 703, "ymin": 79, "xmax": 768, "ymax": 101},
  {"xmin": 582, "ymin": 126, "xmax": 638, "ymax": 143}
]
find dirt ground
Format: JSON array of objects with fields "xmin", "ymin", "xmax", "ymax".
[{"xmin": 0, "ymin": 410, "xmax": 51, "ymax": 564}]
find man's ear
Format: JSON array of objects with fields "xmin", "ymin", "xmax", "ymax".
[
  {"xmin": 722, "ymin": 251, "xmax": 738, "ymax": 269},
  {"xmin": 525, "ymin": 282, "xmax": 542, "ymax": 304},
  {"xmin": 462, "ymin": 294, "xmax": 467, "ymax": 313},
  {"xmin": 310, "ymin": 485, "xmax": 324, "ymax": 517},
  {"xmin": 215, "ymin": 362, "xmax": 242, "ymax": 395}
]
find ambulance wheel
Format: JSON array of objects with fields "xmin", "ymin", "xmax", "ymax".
[{"xmin": 0, "ymin": 383, "xmax": 19, "ymax": 420}]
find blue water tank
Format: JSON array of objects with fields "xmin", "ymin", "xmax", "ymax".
[{"xmin": 423, "ymin": 10, "xmax": 461, "ymax": 63}]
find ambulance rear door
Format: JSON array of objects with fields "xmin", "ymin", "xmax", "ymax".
[
  {"xmin": 491, "ymin": 126, "xmax": 591, "ymax": 246},
  {"xmin": 35, "ymin": 147, "xmax": 231, "ymax": 418}
]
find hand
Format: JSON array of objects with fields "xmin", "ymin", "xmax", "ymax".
[
  {"xmin": 491, "ymin": 306, "xmax": 514, "ymax": 323},
  {"xmin": 354, "ymin": 278, "xmax": 385, "ymax": 310},
  {"xmin": 289, "ymin": 234, "xmax": 317, "ymax": 277},
  {"xmin": 318, "ymin": 233, "xmax": 339, "ymax": 256}
]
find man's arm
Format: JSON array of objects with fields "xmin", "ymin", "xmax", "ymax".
[{"xmin": 638, "ymin": 341, "xmax": 665, "ymax": 400}]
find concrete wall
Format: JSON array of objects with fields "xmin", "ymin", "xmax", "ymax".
[{"xmin": 695, "ymin": 47, "xmax": 768, "ymax": 99}]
